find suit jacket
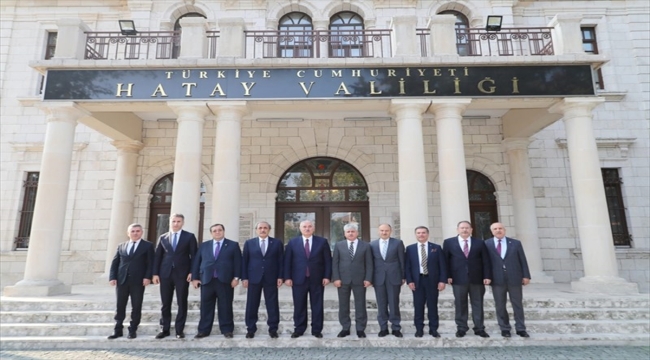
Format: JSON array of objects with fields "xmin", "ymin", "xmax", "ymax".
[
  {"xmin": 241, "ymin": 236, "xmax": 284, "ymax": 285},
  {"xmin": 153, "ymin": 230, "xmax": 198, "ymax": 279},
  {"xmin": 109, "ymin": 239, "xmax": 155, "ymax": 286},
  {"xmin": 370, "ymin": 237, "xmax": 405, "ymax": 286},
  {"xmin": 332, "ymin": 240, "xmax": 373, "ymax": 285},
  {"xmin": 485, "ymin": 237, "xmax": 531, "ymax": 286},
  {"xmin": 442, "ymin": 236, "xmax": 492, "ymax": 285},
  {"xmin": 191, "ymin": 238, "xmax": 242, "ymax": 285},
  {"xmin": 404, "ymin": 241, "xmax": 447, "ymax": 287},
  {"xmin": 283, "ymin": 235, "xmax": 332, "ymax": 285}
]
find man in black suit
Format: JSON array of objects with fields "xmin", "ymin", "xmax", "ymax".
[
  {"xmin": 191, "ymin": 224, "xmax": 242, "ymax": 339},
  {"xmin": 283, "ymin": 220, "xmax": 332, "ymax": 338},
  {"xmin": 370, "ymin": 223, "xmax": 405, "ymax": 338},
  {"xmin": 405, "ymin": 226, "xmax": 447, "ymax": 338},
  {"xmin": 443, "ymin": 221, "xmax": 492, "ymax": 338},
  {"xmin": 108, "ymin": 223, "xmax": 154, "ymax": 340},
  {"xmin": 152, "ymin": 213, "xmax": 198, "ymax": 339},
  {"xmin": 486, "ymin": 222, "xmax": 531, "ymax": 338},
  {"xmin": 241, "ymin": 221, "xmax": 284, "ymax": 339}
]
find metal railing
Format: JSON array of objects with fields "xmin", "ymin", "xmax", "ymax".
[
  {"xmin": 207, "ymin": 31, "xmax": 220, "ymax": 59},
  {"xmin": 244, "ymin": 29, "xmax": 392, "ymax": 58},
  {"xmin": 416, "ymin": 28, "xmax": 429, "ymax": 57},
  {"xmin": 85, "ymin": 31, "xmax": 180, "ymax": 60}
]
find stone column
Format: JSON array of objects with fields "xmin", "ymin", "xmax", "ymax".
[
  {"xmin": 391, "ymin": 15, "xmax": 419, "ymax": 57},
  {"xmin": 208, "ymin": 101, "xmax": 248, "ymax": 239},
  {"xmin": 429, "ymin": 14, "xmax": 457, "ymax": 56},
  {"xmin": 389, "ymin": 99, "xmax": 431, "ymax": 245},
  {"xmin": 549, "ymin": 98, "xmax": 638, "ymax": 294},
  {"xmin": 98, "ymin": 140, "xmax": 144, "ymax": 281},
  {"xmin": 430, "ymin": 99, "xmax": 472, "ymax": 238},
  {"xmin": 178, "ymin": 17, "xmax": 209, "ymax": 59},
  {"xmin": 4, "ymin": 102, "xmax": 88, "ymax": 296},
  {"xmin": 502, "ymin": 138, "xmax": 554, "ymax": 283},
  {"xmin": 167, "ymin": 102, "xmax": 210, "ymax": 234}
]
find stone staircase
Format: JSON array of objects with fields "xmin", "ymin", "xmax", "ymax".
[{"xmin": 1, "ymin": 284, "xmax": 648, "ymax": 349}]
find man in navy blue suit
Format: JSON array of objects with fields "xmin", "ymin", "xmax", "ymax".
[
  {"xmin": 152, "ymin": 214, "xmax": 198, "ymax": 339},
  {"xmin": 242, "ymin": 221, "xmax": 284, "ymax": 339},
  {"xmin": 283, "ymin": 220, "xmax": 332, "ymax": 338},
  {"xmin": 191, "ymin": 224, "xmax": 242, "ymax": 339},
  {"xmin": 405, "ymin": 226, "xmax": 447, "ymax": 338}
]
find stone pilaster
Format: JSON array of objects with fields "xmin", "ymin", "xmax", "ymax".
[
  {"xmin": 54, "ymin": 19, "xmax": 90, "ymax": 59},
  {"xmin": 217, "ymin": 18, "xmax": 246, "ymax": 57},
  {"xmin": 548, "ymin": 14, "xmax": 584, "ymax": 55},
  {"xmin": 391, "ymin": 15, "xmax": 419, "ymax": 57},
  {"xmin": 178, "ymin": 17, "xmax": 209, "ymax": 59},
  {"xmin": 429, "ymin": 14, "xmax": 457, "ymax": 56}
]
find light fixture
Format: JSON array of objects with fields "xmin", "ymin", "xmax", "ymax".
[
  {"xmin": 119, "ymin": 20, "xmax": 137, "ymax": 36},
  {"xmin": 485, "ymin": 15, "xmax": 503, "ymax": 32}
]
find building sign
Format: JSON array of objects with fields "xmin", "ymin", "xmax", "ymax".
[{"xmin": 43, "ymin": 65, "xmax": 594, "ymax": 100}]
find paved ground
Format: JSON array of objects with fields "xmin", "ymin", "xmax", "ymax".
[{"xmin": 1, "ymin": 346, "xmax": 648, "ymax": 360}]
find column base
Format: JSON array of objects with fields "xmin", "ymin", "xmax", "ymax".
[
  {"xmin": 3, "ymin": 279, "xmax": 71, "ymax": 297},
  {"xmin": 530, "ymin": 271, "xmax": 555, "ymax": 283},
  {"xmin": 571, "ymin": 276, "xmax": 639, "ymax": 295}
]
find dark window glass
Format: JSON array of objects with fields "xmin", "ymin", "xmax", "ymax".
[
  {"xmin": 602, "ymin": 168, "xmax": 632, "ymax": 246},
  {"xmin": 15, "ymin": 172, "xmax": 40, "ymax": 249},
  {"xmin": 278, "ymin": 12, "xmax": 313, "ymax": 58},
  {"xmin": 582, "ymin": 27, "xmax": 605, "ymax": 89},
  {"xmin": 329, "ymin": 12, "xmax": 364, "ymax": 57}
]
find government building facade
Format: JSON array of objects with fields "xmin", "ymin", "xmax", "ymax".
[{"xmin": 0, "ymin": 0, "xmax": 648, "ymax": 296}]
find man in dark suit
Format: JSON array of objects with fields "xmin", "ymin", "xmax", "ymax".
[
  {"xmin": 332, "ymin": 223, "xmax": 373, "ymax": 338},
  {"xmin": 241, "ymin": 221, "xmax": 284, "ymax": 339},
  {"xmin": 191, "ymin": 223, "xmax": 242, "ymax": 339},
  {"xmin": 486, "ymin": 222, "xmax": 531, "ymax": 338},
  {"xmin": 370, "ymin": 223, "xmax": 405, "ymax": 337},
  {"xmin": 443, "ymin": 220, "xmax": 492, "ymax": 338},
  {"xmin": 405, "ymin": 226, "xmax": 447, "ymax": 338},
  {"xmin": 108, "ymin": 223, "xmax": 154, "ymax": 340},
  {"xmin": 152, "ymin": 213, "xmax": 198, "ymax": 339},
  {"xmin": 283, "ymin": 220, "xmax": 332, "ymax": 338}
]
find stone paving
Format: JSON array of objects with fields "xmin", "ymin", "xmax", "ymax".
[{"xmin": 1, "ymin": 346, "xmax": 649, "ymax": 360}]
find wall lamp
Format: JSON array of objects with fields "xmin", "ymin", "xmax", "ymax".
[
  {"xmin": 119, "ymin": 20, "xmax": 137, "ymax": 36},
  {"xmin": 485, "ymin": 15, "xmax": 503, "ymax": 32}
]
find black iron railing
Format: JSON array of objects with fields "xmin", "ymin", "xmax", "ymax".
[{"xmin": 85, "ymin": 31, "xmax": 180, "ymax": 60}]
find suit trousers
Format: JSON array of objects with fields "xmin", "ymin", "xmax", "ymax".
[
  {"xmin": 492, "ymin": 284, "xmax": 526, "ymax": 331},
  {"xmin": 337, "ymin": 284, "xmax": 368, "ymax": 331},
  {"xmin": 198, "ymin": 279, "xmax": 235, "ymax": 334},
  {"xmin": 159, "ymin": 273, "xmax": 190, "ymax": 333},
  {"xmin": 374, "ymin": 283, "xmax": 402, "ymax": 331},
  {"xmin": 114, "ymin": 282, "xmax": 145, "ymax": 333},
  {"xmin": 412, "ymin": 275, "xmax": 439, "ymax": 333},
  {"xmin": 291, "ymin": 277, "xmax": 325, "ymax": 334},
  {"xmin": 245, "ymin": 281, "xmax": 280, "ymax": 332},
  {"xmin": 452, "ymin": 283, "xmax": 486, "ymax": 332}
]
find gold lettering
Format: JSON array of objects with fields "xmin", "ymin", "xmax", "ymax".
[
  {"xmin": 448, "ymin": 68, "xmax": 457, "ymax": 77},
  {"xmin": 247, "ymin": 70, "xmax": 255, "ymax": 78},
  {"xmin": 464, "ymin": 67, "xmax": 469, "ymax": 76},
  {"xmin": 165, "ymin": 71, "xmax": 173, "ymax": 79},
  {"xmin": 115, "ymin": 83, "xmax": 133, "ymax": 97},
  {"xmin": 314, "ymin": 70, "xmax": 322, "ymax": 78},
  {"xmin": 182, "ymin": 82, "xmax": 197, "ymax": 97},
  {"xmin": 406, "ymin": 68, "xmax": 411, "ymax": 76},
  {"xmin": 398, "ymin": 78, "xmax": 406, "ymax": 95},
  {"xmin": 334, "ymin": 82, "xmax": 351, "ymax": 95},
  {"xmin": 388, "ymin": 69, "xmax": 396, "ymax": 77},
  {"xmin": 453, "ymin": 78, "xmax": 461, "ymax": 94},
  {"xmin": 235, "ymin": 69, "xmax": 240, "ymax": 78},
  {"xmin": 299, "ymin": 82, "xmax": 315, "ymax": 96},
  {"xmin": 369, "ymin": 81, "xmax": 382, "ymax": 95},
  {"xmin": 423, "ymin": 80, "xmax": 436, "ymax": 94},
  {"xmin": 210, "ymin": 83, "xmax": 226, "ymax": 97},
  {"xmin": 351, "ymin": 70, "xmax": 361, "ymax": 77},
  {"xmin": 241, "ymin": 82, "xmax": 256, "ymax": 96},
  {"xmin": 151, "ymin": 84, "xmax": 168, "ymax": 97},
  {"xmin": 370, "ymin": 69, "xmax": 379, "ymax": 77},
  {"xmin": 199, "ymin": 71, "xmax": 207, "ymax": 79},
  {"xmin": 217, "ymin": 71, "xmax": 226, "ymax": 78},
  {"xmin": 297, "ymin": 70, "xmax": 306, "ymax": 78},
  {"xmin": 433, "ymin": 68, "xmax": 442, "ymax": 76},
  {"xmin": 331, "ymin": 70, "xmax": 342, "ymax": 77},
  {"xmin": 511, "ymin": 77, "xmax": 520, "ymax": 94},
  {"xmin": 417, "ymin": 69, "xmax": 426, "ymax": 76},
  {"xmin": 182, "ymin": 70, "xmax": 191, "ymax": 79},
  {"xmin": 263, "ymin": 70, "xmax": 271, "ymax": 78},
  {"xmin": 478, "ymin": 77, "xmax": 496, "ymax": 94}
]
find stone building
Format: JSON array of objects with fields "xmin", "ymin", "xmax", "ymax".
[{"xmin": 0, "ymin": 0, "xmax": 648, "ymax": 296}]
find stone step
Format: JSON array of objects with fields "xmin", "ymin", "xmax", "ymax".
[
  {"xmin": 1, "ymin": 320, "xmax": 647, "ymax": 337},
  {"xmin": 1, "ymin": 307, "xmax": 647, "ymax": 323}
]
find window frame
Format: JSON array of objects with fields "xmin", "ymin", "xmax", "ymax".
[
  {"xmin": 14, "ymin": 172, "xmax": 40, "ymax": 249},
  {"xmin": 601, "ymin": 168, "xmax": 632, "ymax": 247},
  {"xmin": 581, "ymin": 26, "xmax": 605, "ymax": 90}
]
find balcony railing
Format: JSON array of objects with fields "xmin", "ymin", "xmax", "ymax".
[
  {"xmin": 244, "ymin": 29, "xmax": 392, "ymax": 58},
  {"xmin": 207, "ymin": 31, "xmax": 220, "ymax": 59},
  {"xmin": 85, "ymin": 31, "xmax": 180, "ymax": 60}
]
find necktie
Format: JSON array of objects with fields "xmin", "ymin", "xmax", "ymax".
[
  {"xmin": 213, "ymin": 241, "xmax": 221, "ymax": 278},
  {"xmin": 129, "ymin": 241, "xmax": 136, "ymax": 256},
  {"xmin": 381, "ymin": 240, "xmax": 388, "ymax": 260},
  {"xmin": 172, "ymin": 232, "xmax": 178, "ymax": 251},
  {"xmin": 463, "ymin": 239, "xmax": 469, "ymax": 258},
  {"xmin": 349, "ymin": 241, "xmax": 354, "ymax": 259},
  {"xmin": 261, "ymin": 239, "xmax": 266, "ymax": 256},
  {"xmin": 420, "ymin": 244, "xmax": 428, "ymax": 275},
  {"xmin": 496, "ymin": 239, "xmax": 502, "ymax": 258},
  {"xmin": 304, "ymin": 239, "xmax": 310, "ymax": 277}
]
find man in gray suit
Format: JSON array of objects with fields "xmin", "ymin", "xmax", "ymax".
[
  {"xmin": 486, "ymin": 222, "xmax": 531, "ymax": 338},
  {"xmin": 370, "ymin": 223, "xmax": 405, "ymax": 337},
  {"xmin": 332, "ymin": 223, "xmax": 373, "ymax": 338}
]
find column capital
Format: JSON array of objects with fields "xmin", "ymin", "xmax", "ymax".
[
  {"xmin": 548, "ymin": 97, "xmax": 605, "ymax": 117},
  {"xmin": 36, "ymin": 102, "xmax": 90, "ymax": 124},
  {"xmin": 502, "ymin": 137, "xmax": 532, "ymax": 152},
  {"xmin": 111, "ymin": 139, "xmax": 144, "ymax": 153},
  {"xmin": 312, "ymin": 19, "xmax": 329, "ymax": 30},
  {"xmin": 388, "ymin": 99, "xmax": 430, "ymax": 117},
  {"xmin": 207, "ymin": 100, "xmax": 249, "ymax": 117},
  {"xmin": 166, "ymin": 101, "xmax": 211, "ymax": 121},
  {"xmin": 428, "ymin": 99, "xmax": 472, "ymax": 114}
]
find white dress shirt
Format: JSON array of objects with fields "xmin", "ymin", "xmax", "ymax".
[
  {"xmin": 458, "ymin": 235, "xmax": 471, "ymax": 253},
  {"xmin": 493, "ymin": 237, "xmax": 507, "ymax": 259}
]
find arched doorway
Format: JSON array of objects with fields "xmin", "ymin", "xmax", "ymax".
[
  {"xmin": 467, "ymin": 170, "xmax": 499, "ymax": 240},
  {"xmin": 275, "ymin": 157, "xmax": 370, "ymax": 249},
  {"xmin": 148, "ymin": 173, "xmax": 205, "ymax": 244}
]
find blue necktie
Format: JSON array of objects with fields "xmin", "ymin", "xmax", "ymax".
[
  {"xmin": 213, "ymin": 241, "xmax": 221, "ymax": 278},
  {"xmin": 172, "ymin": 232, "xmax": 178, "ymax": 251}
]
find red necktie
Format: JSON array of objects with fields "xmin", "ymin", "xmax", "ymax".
[
  {"xmin": 496, "ymin": 239, "xmax": 502, "ymax": 258},
  {"xmin": 463, "ymin": 239, "xmax": 469, "ymax": 258},
  {"xmin": 304, "ymin": 239, "xmax": 310, "ymax": 277}
]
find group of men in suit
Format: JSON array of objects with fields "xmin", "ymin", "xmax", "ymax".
[{"xmin": 108, "ymin": 215, "xmax": 530, "ymax": 339}]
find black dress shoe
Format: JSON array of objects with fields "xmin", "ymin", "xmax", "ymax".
[
  {"xmin": 430, "ymin": 331, "xmax": 441, "ymax": 338},
  {"xmin": 155, "ymin": 331, "xmax": 170, "ymax": 339},
  {"xmin": 337, "ymin": 330, "xmax": 350, "ymax": 338},
  {"xmin": 245, "ymin": 332, "xmax": 255, "ymax": 339},
  {"xmin": 290, "ymin": 332, "xmax": 303, "ymax": 338},
  {"xmin": 269, "ymin": 330, "xmax": 279, "ymax": 338},
  {"xmin": 378, "ymin": 329, "xmax": 389, "ymax": 337},
  {"xmin": 127, "ymin": 332, "xmax": 137, "ymax": 339},
  {"xmin": 415, "ymin": 330, "xmax": 424, "ymax": 338},
  {"xmin": 176, "ymin": 333, "xmax": 185, "ymax": 339},
  {"xmin": 392, "ymin": 330, "xmax": 403, "ymax": 338},
  {"xmin": 475, "ymin": 330, "xmax": 490, "ymax": 338},
  {"xmin": 516, "ymin": 330, "xmax": 530, "ymax": 338},
  {"xmin": 107, "ymin": 332, "xmax": 123, "ymax": 340},
  {"xmin": 312, "ymin": 332, "xmax": 323, "ymax": 338},
  {"xmin": 194, "ymin": 333, "xmax": 209, "ymax": 339},
  {"xmin": 455, "ymin": 330, "xmax": 466, "ymax": 338},
  {"xmin": 224, "ymin": 332, "xmax": 234, "ymax": 338},
  {"xmin": 501, "ymin": 330, "xmax": 511, "ymax": 338},
  {"xmin": 357, "ymin": 331, "xmax": 366, "ymax": 338}
]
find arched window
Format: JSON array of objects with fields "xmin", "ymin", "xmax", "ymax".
[
  {"xmin": 172, "ymin": 12, "xmax": 206, "ymax": 58},
  {"xmin": 467, "ymin": 170, "xmax": 498, "ymax": 239},
  {"xmin": 278, "ymin": 12, "xmax": 313, "ymax": 58},
  {"xmin": 439, "ymin": 10, "xmax": 472, "ymax": 56},
  {"xmin": 329, "ymin": 12, "xmax": 364, "ymax": 57}
]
